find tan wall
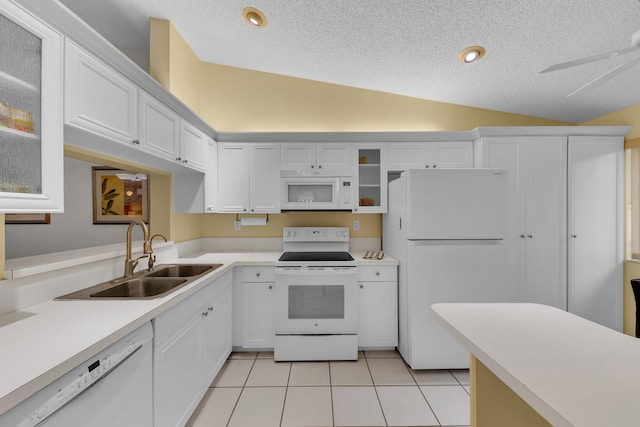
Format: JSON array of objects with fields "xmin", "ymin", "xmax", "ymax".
[
  {"xmin": 198, "ymin": 62, "xmax": 570, "ymax": 133},
  {"xmin": 201, "ymin": 212, "xmax": 380, "ymax": 238}
]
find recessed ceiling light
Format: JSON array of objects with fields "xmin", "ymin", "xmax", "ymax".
[
  {"xmin": 458, "ymin": 45, "xmax": 486, "ymax": 63},
  {"xmin": 243, "ymin": 7, "xmax": 267, "ymax": 28}
]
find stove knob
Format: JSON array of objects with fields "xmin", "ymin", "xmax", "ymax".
[{"xmin": 291, "ymin": 231, "xmax": 297, "ymax": 237}]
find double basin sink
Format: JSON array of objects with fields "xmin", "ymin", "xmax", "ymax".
[{"xmin": 56, "ymin": 264, "xmax": 222, "ymax": 300}]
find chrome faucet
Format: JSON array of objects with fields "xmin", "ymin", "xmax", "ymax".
[
  {"xmin": 124, "ymin": 219, "xmax": 152, "ymax": 277},
  {"xmin": 147, "ymin": 233, "xmax": 168, "ymax": 270}
]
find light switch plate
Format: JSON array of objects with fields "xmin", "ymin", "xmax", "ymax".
[
  {"xmin": 234, "ymin": 220, "xmax": 241, "ymax": 231},
  {"xmin": 353, "ymin": 220, "xmax": 360, "ymax": 231}
]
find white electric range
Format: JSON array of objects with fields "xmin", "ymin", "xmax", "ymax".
[{"xmin": 274, "ymin": 227, "xmax": 358, "ymax": 361}]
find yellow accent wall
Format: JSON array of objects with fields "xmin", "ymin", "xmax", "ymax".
[
  {"xmin": 198, "ymin": 63, "xmax": 570, "ymax": 133},
  {"xmin": 201, "ymin": 212, "xmax": 380, "ymax": 238}
]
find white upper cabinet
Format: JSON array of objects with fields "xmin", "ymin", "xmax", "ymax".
[
  {"xmin": 387, "ymin": 141, "xmax": 473, "ymax": 171},
  {"xmin": 218, "ymin": 143, "xmax": 280, "ymax": 213},
  {"xmin": 138, "ymin": 91, "xmax": 180, "ymax": 162},
  {"xmin": 0, "ymin": 1, "xmax": 64, "ymax": 212},
  {"xmin": 65, "ymin": 39, "xmax": 138, "ymax": 146},
  {"xmin": 353, "ymin": 144, "xmax": 387, "ymax": 213},
  {"xmin": 64, "ymin": 39, "xmax": 209, "ymax": 173},
  {"xmin": 281, "ymin": 143, "xmax": 351, "ymax": 175},
  {"xmin": 180, "ymin": 120, "xmax": 206, "ymax": 172}
]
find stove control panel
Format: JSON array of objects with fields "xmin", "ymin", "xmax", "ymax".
[{"xmin": 283, "ymin": 227, "xmax": 349, "ymax": 243}]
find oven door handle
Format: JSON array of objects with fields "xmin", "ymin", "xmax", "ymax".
[{"xmin": 275, "ymin": 268, "xmax": 358, "ymax": 276}]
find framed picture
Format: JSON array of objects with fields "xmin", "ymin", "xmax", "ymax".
[
  {"xmin": 5, "ymin": 213, "xmax": 50, "ymax": 224},
  {"xmin": 92, "ymin": 167, "xmax": 149, "ymax": 224}
]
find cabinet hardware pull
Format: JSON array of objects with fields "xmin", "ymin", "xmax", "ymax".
[
  {"xmin": 175, "ymin": 157, "xmax": 181, "ymax": 161},
  {"xmin": 520, "ymin": 235, "xmax": 526, "ymax": 238},
  {"xmin": 256, "ymin": 272, "xmax": 261, "ymax": 277},
  {"xmin": 360, "ymin": 284, "xmax": 364, "ymax": 289},
  {"xmin": 527, "ymin": 235, "xmax": 533, "ymax": 238},
  {"xmin": 182, "ymin": 159, "xmax": 188, "ymax": 164},
  {"xmin": 571, "ymin": 234, "xmax": 577, "ymax": 238},
  {"xmin": 202, "ymin": 311, "xmax": 208, "ymax": 317},
  {"xmin": 376, "ymin": 271, "xmax": 380, "ymax": 276},
  {"xmin": 433, "ymin": 165, "xmax": 437, "ymax": 168},
  {"xmin": 208, "ymin": 306, "xmax": 213, "ymax": 311},
  {"xmin": 425, "ymin": 165, "xmax": 430, "ymax": 168},
  {"xmin": 311, "ymin": 165, "xmax": 314, "ymax": 168},
  {"xmin": 268, "ymin": 285, "xmax": 272, "ymax": 289},
  {"xmin": 132, "ymin": 139, "xmax": 140, "ymax": 145},
  {"xmin": 318, "ymin": 165, "xmax": 322, "ymax": 168}
]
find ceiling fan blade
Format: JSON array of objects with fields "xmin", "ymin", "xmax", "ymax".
[
  {"xmin": 567, "ymin": 56, "xmax": 640, "ymax": 97},
  {"xmin": 540, "ymin": 45, "xmax": 639, "ymax": 74}
]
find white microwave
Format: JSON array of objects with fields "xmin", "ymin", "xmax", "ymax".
[{"xmin": 281, "ymin": 177, "xmax": 353, "ymax": 210}]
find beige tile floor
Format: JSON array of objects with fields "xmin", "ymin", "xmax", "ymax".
[{"xmin": 186, "ymin": 350, "xmax": 470, "ymax": 427}]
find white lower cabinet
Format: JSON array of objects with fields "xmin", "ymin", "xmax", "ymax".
[
  {"xmin": 241, "ymin": 267, "xmax": 276, "ymax": 348},
  {"xmin": 153, "ymin": 271, "xmax": 232, "ymax": 427},
  {"xmin": 358, "ymin": 266, "xmax": 398, "ymax": 348}
]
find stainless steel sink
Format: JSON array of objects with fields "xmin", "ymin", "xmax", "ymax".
[
  {"xmin": 145, "ymin": 264, "xmax": 222, "ymax": 278},
  {"xmin": 55, "ymin": 263, "xmax": 223, "ymax": 300},
  {"xmin": 90, "ymin": 277, "xmax": 188, "ymax": 298}
]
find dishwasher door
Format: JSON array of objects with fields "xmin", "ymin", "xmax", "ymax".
[{"xmin": 1, "ymin": 322, "xmax": 153, "ymax": 427}]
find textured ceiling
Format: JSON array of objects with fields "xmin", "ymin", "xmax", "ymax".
[{"xmin": 58, "ymin": 0, "xmax": 640, "ymax": 123}]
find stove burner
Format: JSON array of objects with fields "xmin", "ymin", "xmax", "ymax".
[{"xmin": 278, "ymin": 251, "xmax": 354, "ymax": 262}]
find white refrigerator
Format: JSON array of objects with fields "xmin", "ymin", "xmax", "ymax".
[{"xmin": 383, "ymin": 169, "xmax": 517, "ymax": 369}]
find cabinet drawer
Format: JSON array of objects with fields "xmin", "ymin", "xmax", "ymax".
[
  {"xmin": 358, "ymin": 266, "xmax": 397, "ymax": 282},
  {"xmin": 242, "ymin": 266, "xmax": 275, "ymax": 282}
]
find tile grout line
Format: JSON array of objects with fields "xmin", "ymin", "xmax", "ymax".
[
  {"xmin": 224, "ymin": 352, "xmax": 258, "ymax": 427},
  {"xmin": 364, "ymin": 351, "xmax": 390, "ymax": 427},
  {"xmin": 278, "ymin": 361, "xmax": 293, "ymax": 427}
]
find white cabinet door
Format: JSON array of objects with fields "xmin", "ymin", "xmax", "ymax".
[
  {"xmin": 180, "ymin": 120, "xmax": 206, "ymax": 172},
  {"xmin": 568, "ymin": 136, "xmax": 623, "ymax": 331},
  {"xmin": 524, "ymin": 138, "xmax": 567, "ymax": 309},
  {"xmin": 242, "ymin": 282, "xmax": 275, "ymax": 348},
  {"xmin": 0, "ymin": 2, "xmax": 64, "ymax": 212},
  {"xmin": 154, "ymin": 306, "xmax": 203, "ymax": 427},
  {"xmin": 202, "ymin": 286, "xmax": 232, "ymax": 385},
  {"xmin": 217, "ymin": 143, "xmax": 250, "ymax": 212},
  {"xmin": 429, "ymin": 141, "xmax": 473, "ymax": 168},
  {"xmin": 250, "ymin": 144, "xmax": 280, "ymax": 213},
  {"xmin": 387, "ymin": 141, "xmax": 472, "ymax": 171},
  {"xmin": 204, "ymin": 138, "xmax": 217, "ymax": 213},
  {"xmin": 65, "ymin": 39, "xmax": 138, "ymax": 146},
  {"xmin": 477, "ymin": 136, "xmax": 567, "ymax": 309},
  {"xmin": 281, "ymin": 142, "xmax": 351, "ymax": 174},
  {"xmin": 387, "ymin": 143, "xmax": 429, "ymax": 170},
  {"xmin": 139, "ymin": 91, "xmax": 180, "ymax": 162},
  {"xmin": 316, "ymin": 143, "xmax": 351, "ymax": 174},
  {"xmin": 358, "ymin": 281, "xmax": 398, "ymax": 348},
  {"xmin": 281, "ymin": 143, "xmax": 315, "ymax": 170}
]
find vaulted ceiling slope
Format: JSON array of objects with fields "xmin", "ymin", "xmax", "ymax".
[{"xmin": 58, "ymin": 0, "xmax": 640, "ymax": 123}]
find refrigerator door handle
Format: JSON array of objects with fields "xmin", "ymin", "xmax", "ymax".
[{"xmin": 399, "ymin": 217, "xmax": 402, "ymax": 230}]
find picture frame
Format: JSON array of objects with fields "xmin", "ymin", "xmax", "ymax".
[
  {"xmin": 5, "ymin": 213, "xmax": 51, "ymax": 224},
  {"xmin": 92, "ymin": 167, "xmax": 149, "ymax": 224}
]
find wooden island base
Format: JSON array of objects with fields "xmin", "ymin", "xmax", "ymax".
[{"xmin": 471, "ymin": 356, "xmax": 551, "ymax": 427}]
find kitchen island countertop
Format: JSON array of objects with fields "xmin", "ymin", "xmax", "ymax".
[{"xmin": 432, "ymin": 303, "xmax": 640, "ymax": 427}]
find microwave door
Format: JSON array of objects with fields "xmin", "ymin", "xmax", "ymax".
[{"xmin": 282, "ymin": 179, "xmax": 339, "ymax": 209}]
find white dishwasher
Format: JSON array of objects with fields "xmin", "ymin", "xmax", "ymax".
[{"xmin": 0, "ymin": 322, "xmax": 153, "ymax": 427}]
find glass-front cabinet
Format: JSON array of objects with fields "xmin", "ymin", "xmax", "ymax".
[
  {"xmin": 353, "ymin": 144, "xmax": 387, "ymax": 213},
  {"xmin": 0, "ymin": 1, "xmax": 63, "ymax": 212}
]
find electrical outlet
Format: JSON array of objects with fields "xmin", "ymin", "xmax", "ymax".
[
  {"xmin": 353, "ymin": 219, "xmax": 360, "ymax": 231},
  {"xmin": 234, "ymin": 220, "xmax": 241, "ymax": 231}
]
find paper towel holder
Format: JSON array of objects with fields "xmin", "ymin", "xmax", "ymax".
[{"xmin": 235, "ymin": 213, "xmax": 269, "ymax": 227}]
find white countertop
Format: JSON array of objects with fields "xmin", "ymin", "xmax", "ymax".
[
  {"xmin": 432, "ymin": 303, "xmax": 640, "ymax": 427},
  {"xmin": 0, "ymin": 251, "xmax": 397, "ymax": 415}
]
